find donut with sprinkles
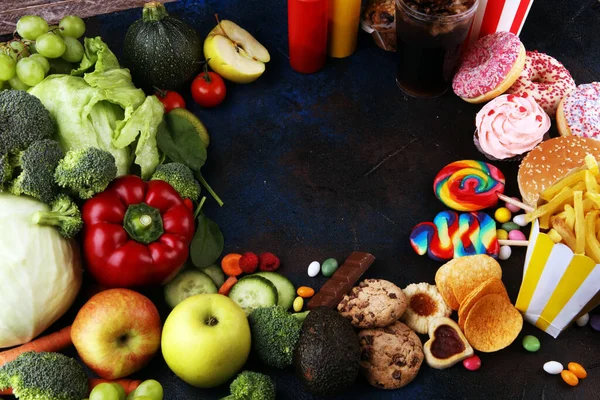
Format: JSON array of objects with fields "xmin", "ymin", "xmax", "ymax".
[
  {"xmin": 506, "ymin": 50, "xmax": 576, "ymax": 118},
  {"xmin": 452, "ymin": 31, "xmax": 526, "ymax": 104},
  {"xmin": 557, "ymin": 82, "xmax": 600, "ymax": 139}
]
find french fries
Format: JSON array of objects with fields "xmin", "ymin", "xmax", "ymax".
[{"xmin": 526, "ymin": 155, "xmax": 600, "ymax": 262}]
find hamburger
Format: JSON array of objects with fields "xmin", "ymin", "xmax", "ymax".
[{"xmin": 518, "ymin": 136, "xmax": 600, "ymax": 206}]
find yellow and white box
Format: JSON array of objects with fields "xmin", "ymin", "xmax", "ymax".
[{"xmin": 516, "ymin": 220, "xmax": 600, "ymax": 338}]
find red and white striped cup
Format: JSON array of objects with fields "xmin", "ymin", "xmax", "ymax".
[{"xmin": 465, "ymin": 0, "xmax": 534, "ymax": 47}]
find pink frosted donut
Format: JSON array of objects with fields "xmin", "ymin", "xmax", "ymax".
[
  {"xmin": 452, "ymin": 31, "xmax": 526, "ymax": 104},
  {"xmin": 506, "ymin": 51, "xmax": 576, "ymax": 117},
  {"xmin": 557, "ymin": 82, "xmax": 600, "ymax": 139}
]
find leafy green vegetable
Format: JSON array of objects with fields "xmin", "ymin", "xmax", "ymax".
[
  {"xmin": 190, "ymin": 213, "xmax": 224, "ymax": 269},
  {"xmin": 157, "ymin": 113, "xmax": 223, "ymax": 206},
  {"xmin": 157, "ymin": 115, "xmax": 207, "ymax": 171},
  {"xmin": 28, "ymin": 37, "xmax": 163, "ymax": 177}
]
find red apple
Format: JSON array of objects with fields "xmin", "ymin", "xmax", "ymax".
[{"xmin": 71, "ymin": 288, "xmax": 162, "ymax": 379}]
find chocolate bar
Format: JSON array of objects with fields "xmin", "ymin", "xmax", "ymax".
[{"xmin": 307, "ymin": 251, "xmax": 375, "ymax": 309}]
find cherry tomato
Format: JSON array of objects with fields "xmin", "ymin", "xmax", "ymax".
[
  {"xmin": 155, "ymin": 89, "xmax": 186, "ymax": 113},
  {"xmin": 191, "ymin": 71, "xmax": 226, "ymax": 108}
]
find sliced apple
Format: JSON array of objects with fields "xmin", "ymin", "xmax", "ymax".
[{"xmin": 204, "ymin": 20, "xmax": 270, "ymax": 84}]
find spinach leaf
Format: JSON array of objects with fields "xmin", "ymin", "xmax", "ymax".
[
  {"xmin": 190, "ymin": 214, "xmax": 224, "ymax": 269},
  {"xmin": 157, "ymin": 113, "xmax": 207, "ymax": 171}
]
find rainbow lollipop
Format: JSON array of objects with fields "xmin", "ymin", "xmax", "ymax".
[
  {"xmin": 434, "ymin": 160, "xmax": 506, "ymax": 212},
  {"xmin": 410, "ymin": 211, "xmax": 510, "ymax": 262}
]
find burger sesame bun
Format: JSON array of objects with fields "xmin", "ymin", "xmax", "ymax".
[{"xmin": 518, "ymin": 136, "xmax": 600, "ymax": 206}]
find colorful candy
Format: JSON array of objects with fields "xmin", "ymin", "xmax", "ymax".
[
  {"xmin": 321, "ymin": 258, "xmax": 339, "ymax": 277},
  {"xmin": 505, "ymin": 198, "xmax": 522, "ymax": 213},
  {"xmin": 522, "ymin": 335, "xmax": 541, "ymax": 352},
  {"xmin": 591, "ymin": 314, "xmax": 600, "ymax": 331},
  {"xmin": 543, "ymin": 361, "xmax": 563, "ymax": 375},
  {"xmin": 494, "ymin": 207, "xmax": 512, "ymax": 223},
  {"xmin": 293, "ymin": 296, "xmax": 304, "ymax": 312},
  {"xmin": 297, "ymin": 286, "xmax": 315, "ymax": 298},
  {"xmin": 463, "ymin": 355, "xmax": 481, "ymax": 371},
  {"xmin": 561, "ymin": 370, "xmax": 579, "ymax": 386},
  {"xmin": 410, "ymin": 211, "xmax": 500, "ymax": 261},
  {"xmin": 513, "ymin": 214, "xmax": 528, "ymax": 227},
  {"xmin": 501, "ymin": 222, "xmax": 520, "ymax": 232},
  {"xmin": 508, "ymin": 230, "xmax": 527, "ymax": 241},
  {"xmin": 433, "ymin": 160, "xmax": 506, "ymax": 212},
  {"xmin": 568, "ymin": 362, "xmax": 587, "ymax": 379},
  {"xmin": 307, "ymin": 261, "xmax": 320, "ymax": 277},
  {"xmin": 496, "ymin": 229, "xmax": 508, "ymax": 240},
  {"xmin": 499, "ymin": 245, "xmax": 512, "ymax": 260},
  {"xmin": 575, "ymin": 313, "xmax": 590, "ymax": 327}
]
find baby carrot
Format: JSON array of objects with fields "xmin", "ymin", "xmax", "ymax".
[{"xmin": 221, "ymin": 253, "xmax": 243, "ymax": 276}]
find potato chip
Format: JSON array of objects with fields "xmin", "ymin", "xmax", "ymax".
[
  {"xmin": 464, "ymin": 294, "xmax": 523, "ymax": 353},
  {"xmin": 449, "ymin": 255, "xmax": 502, "ymax": 304},
  {"xmin": 435, "ymin": 259, "xmax": 460, "ymax": 310},
  {"xmin": 457, "ymin": 278, "xmax": 509, "ymax": 330}
]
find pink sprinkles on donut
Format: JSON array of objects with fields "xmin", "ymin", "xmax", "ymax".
[
  {"xmin": 453, "ymin": 31, "xmax": 523, "ymax": 99},
  {"xmin": 507, "ymin": 50, "xmax": 576, "ymax": 117},
  {"xmin": 562, "ymin": 82, "xmax": 600, "ymax": 138}
]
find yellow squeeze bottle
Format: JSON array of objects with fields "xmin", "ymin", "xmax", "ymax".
[{"xmin": 327, "ymin": 0, "xmax": 362, "ymax": 58}]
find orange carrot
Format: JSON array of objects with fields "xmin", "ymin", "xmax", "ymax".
[
  {"xmin": 221, "ymin": 253, "xmax": 243, "ymax": 276},
  {"xmin": 218, "ymin": 276, "xmax": 238, "ymax": 295},
  {"xmin": 89, "ymin": 378, "xmax": 142, "ymax": 395},
  {"xmin": 0, "ymin": 326, "xmax": 72, "ymax": 367},
  {"xmin": 0, "ymin": 388, "xmax": 13, "ymax": 395}
]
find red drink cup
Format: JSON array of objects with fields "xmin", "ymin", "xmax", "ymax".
[
  {"xmin": 465, "ymin": 0, "xmax": 534, "ymax": 48},
  {"xmin": 288, "ymin": 0, "xmax": 328, "ymax": 74}
]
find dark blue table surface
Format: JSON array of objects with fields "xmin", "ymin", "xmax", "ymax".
[{"xmin": 6, "ymin": 0, "xmax": 600, "ymax": 399}]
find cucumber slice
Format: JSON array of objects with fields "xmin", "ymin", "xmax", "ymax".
[
  {"xmin": 201, "ymin": 264, "xmax": 225, "ymax": 288},
  {"xmin": 253, "ymin": 272, "xmax": 296, "ymax": 310},
  {"xmin": 164, "ymin": 269, "xmax": 218, "ymax": 308},
  {"xmin": 228, "ymin": 276, "xmax": 278, "ymax": 316}
]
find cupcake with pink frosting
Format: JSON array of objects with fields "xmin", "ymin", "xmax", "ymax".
[{"xmin": 474, "ymin": 92, "xmax": 551, "ymax": 161}]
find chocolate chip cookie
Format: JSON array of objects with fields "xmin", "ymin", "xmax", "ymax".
[
  {"xmin": 337, "ymin": 279, "xmax": 407, "ymax": 328},
  {"xmin": 358, "ymin": 321, "xmax": 424, "ymax": 389}
]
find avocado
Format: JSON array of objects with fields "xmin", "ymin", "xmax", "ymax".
[{"xmin": 293, "ymin": 307, "xmax": 360, "ymax": 396}]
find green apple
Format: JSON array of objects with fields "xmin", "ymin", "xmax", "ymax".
[
  {"xmin": 161, "ymin": 294, "xmax": 251, "ymax": 388},
  {"xmin": 71, "ymin": 288, "xmax": 162, "ymax": 380},
  {"xmin": 203, "ymin": 20, "xmax": 270, "ymax": 84}
]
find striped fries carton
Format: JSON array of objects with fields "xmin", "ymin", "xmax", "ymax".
[
  {"xmin": 465, "ymin": 0, "xmax": 534, "ymax": 47},
  {"xmin": 516, "ymin": 220, "xmax": 600, "ymax": 338}
]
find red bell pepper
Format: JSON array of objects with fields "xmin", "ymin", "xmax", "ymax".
[{"xmin": 82, "ymin": 175, "xmax": 195, "ymax": 287}]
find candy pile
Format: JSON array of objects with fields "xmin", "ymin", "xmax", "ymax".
[{"xmin": 543, "ymin": 361, "xmax": 588, "ymax": 387}]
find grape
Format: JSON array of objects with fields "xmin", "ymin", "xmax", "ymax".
[
  {"xmin": 125, "ymin": 391, "xmax": 137, "ymax": 400},
  {"xmin": 59, "ymin": 15, "xmax": 86, "ymax": 38},
  {"xmin": 16, "ymin": 15, "xmax": 49, "ymax": 40},
  {"xmin": 35, "ymin": 33, "xmax": 66, "ymax": 58},
  {"xmin": 133, "ymin": 380, "xmax": 163, "ymax": 400},
  {"xmin": 89, "ymin": 382, "xmax": 121, "ymax": 400},
  {"xmin": 29, "ymin": 53, "xmax": 50, "ymax": 74},
  {"xmin": 61, "ymin": 36, "xmax": 84, "ymax": 63},
  {"xmin": 132, "ymin": 397, "xmax": 153, "ymax": 400},
  {"xmin": 16, "ymin": 57, "xmax": 45, "ymax": 86},
  {"xmin": 0, "ymin": 53, "xmax": 16, "ymax": 81},
  {"xmin": 48, "ymin": 25, "xmax": 63, "ymax": 37},
  {"xmin": 48, "ymin": 57, "xmax": 74, "ymax": 74},
  {"xmin": 110, "ymin": 383, "xmax": 126, "ymax": 400},
  {"xmin": 8, "ymin": 75, "xmax": 30, "ymax": 91},
  {"xmin": 9, "ymin": 41, "xmax": 30, "ymax": 59}
]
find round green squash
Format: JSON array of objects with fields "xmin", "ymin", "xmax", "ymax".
[{"xmin": 123, "ymin": 2, "xmax": 202, "ymax": 91}]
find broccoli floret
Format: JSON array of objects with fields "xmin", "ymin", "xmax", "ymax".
[
  {"xmin": 151, "ymin": 163, "xmax": 201, "ymax": 202},
  {"xmin": 54, "ymin": 147, "xmax": 117, "ymax": 200},
  {"xmin": 31, "ymin": 194, "xmax": 83, "ymax": 238},
  {"xmin": 248, "ymin": 306, "xmax": 306, "ymax": 369},
  {"xmin": 222, "ymin": 371, "xmax": 276, "ymax": 400},
  {"xmin": 0, "ymin": 90, "xmax": 55, "ymax": 155},
  {"xmin": 0, "ymin": 351, "xmax": 88, "ymax": 400},
  {"xmin": 9, "ymin": 139, "xmax": 63, "ymax": 203}
]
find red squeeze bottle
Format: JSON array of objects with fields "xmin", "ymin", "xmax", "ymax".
[{"xmin": 288, "ymin": 0, "xmax": 328, "ymax": 74}]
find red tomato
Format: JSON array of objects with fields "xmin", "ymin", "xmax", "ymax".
[
  {"xmin": 191, "ymin": 71, "xmax": 226, "ymax": 108},
  {"xmin": 155, "ymin": 90, "xmax": 186, "ymax": 113}
]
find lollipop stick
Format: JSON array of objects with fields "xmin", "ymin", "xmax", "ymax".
[
  {"xmin": 497, "ymin": 193, "xmax": 534, "ymax": 213},
  {"xmin": 498, "ymin": 239, "xmax": 529, "ymax": 247}
]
